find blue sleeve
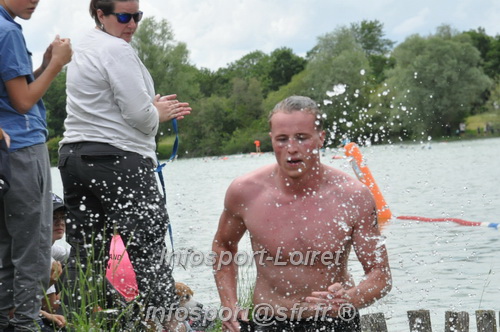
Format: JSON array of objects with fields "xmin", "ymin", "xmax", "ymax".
[{"xmin": 0, "ymin": 27, "xmax": 32, "ymax": 82}]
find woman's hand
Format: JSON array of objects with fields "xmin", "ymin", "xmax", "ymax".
[{"xmin": 154, "ymin": 94, "xmax": 192, "ymax": 123}]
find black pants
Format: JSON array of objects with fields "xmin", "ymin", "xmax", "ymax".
[
  {"xmin": 239, "ymin": 315, "xmax": 361, "ymax": 332},
  {"xmin": 58, "ymin": 142, "xmax": 177, "ymax": 313}
]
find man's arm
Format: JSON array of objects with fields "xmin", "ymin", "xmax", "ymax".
[
  {"xmin": 212, "ymin": 180, "xmax": 249, "ymax": 331},
  {"xmin": 306, "ymin": 187, "xmax": 392, "ymax": 311},
  {"xmin": 5, "ymin": 36, "xmax": 71, "ymax": 114},
  {"xmin": 344, "ymin": 197, "xmax": 392, "ymax": 309}
]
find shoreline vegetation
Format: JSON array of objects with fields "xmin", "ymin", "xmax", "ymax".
[{"xmin": 46, "ymin": 115, "xmax": 500, "ymax": 166}]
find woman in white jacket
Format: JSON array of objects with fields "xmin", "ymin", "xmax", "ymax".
[{"xmin": 58, "ymin": 0, "xmax": 191, "ymax": 330}]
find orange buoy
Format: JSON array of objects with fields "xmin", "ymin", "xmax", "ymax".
[{"xmin": 344, "ymin": 142, "xmax": 392, "ymax": 222}]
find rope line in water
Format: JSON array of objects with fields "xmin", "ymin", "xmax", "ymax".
[
  {"xmin": 337, "ymin": 143, "xmax": 498, "ymax": 231},
  {"xmin": 396, "ymin": 215, "xmax": 499, "ymax": 230}
]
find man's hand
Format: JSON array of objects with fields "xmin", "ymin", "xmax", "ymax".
[
  {"xmin": 221, "ymin": 306, "xmax": 248, "ymax": 332},
  {"xmin": 50, "ymin": 35, "xmax": 72, "ymax": 69},
  {"xmin": 0, "ymin": 129, "xmax": 10, "ymax": 148},
  {"xmin": 304, "ymin": 283, "xmax": 351, "ymax": 316}
]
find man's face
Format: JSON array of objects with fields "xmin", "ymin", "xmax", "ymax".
[{"xmin": 269, "ymin": 110, "xmax": 325, "ymax": 179}]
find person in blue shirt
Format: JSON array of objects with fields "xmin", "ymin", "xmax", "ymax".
[{"xmin": 0, "ymin": 0, "xmax": 72, "ymax": 330}]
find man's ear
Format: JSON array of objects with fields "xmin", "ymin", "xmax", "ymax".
[{"xmin": 319, "ymin": 130, "xmax": 326, "ymax": 145}]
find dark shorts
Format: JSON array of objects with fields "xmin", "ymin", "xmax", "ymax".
[{"xmin": 239, "ymin": 315, "xmax": 361, "ymax": 332}]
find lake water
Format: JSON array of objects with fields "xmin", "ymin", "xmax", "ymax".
[{"xmin": 51, "ymin": 138, "xmax": 500, "ymax": 331}]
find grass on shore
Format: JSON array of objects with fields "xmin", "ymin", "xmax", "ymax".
[
  {"xmin": 157, "ymin": 135, "xmax": 176, "ymax": 161},
  {"xmin": 466, "ymin": 111, "xmax": 500, "ymax": 135}
]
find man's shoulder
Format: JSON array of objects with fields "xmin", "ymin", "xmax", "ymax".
[
  {"xmin": 322, "ymin": 164, "xmax": 371, "ymax": 195},
  {"xmin": 322, "ymin": 164, "xmax": 358, "ymax": 183},
  {"xmin": 225, "ymin": 164, "xmax": 274, "ymax": 200},
  {"xmin": 231, "ymin": 164, "xmax": 274, "ymax": 187}
]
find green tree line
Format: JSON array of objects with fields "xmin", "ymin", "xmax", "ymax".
[{"xmin": 44, "ymin": 19, "xmax": 500, "ymax": 162}]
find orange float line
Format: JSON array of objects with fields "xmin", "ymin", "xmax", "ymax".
[{"xmin": 344, "ymin": 142, "xmax": 392, "ymax": 223}]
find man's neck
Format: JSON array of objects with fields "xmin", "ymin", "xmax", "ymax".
[{"xmin": 274, "ymin": 164, "xmax": 325, "ymax": 196}]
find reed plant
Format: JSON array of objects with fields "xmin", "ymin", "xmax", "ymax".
[
  {"xmin": 207, "ymin": 262, "xmax": 256, "ymax": 332},
  {"xmin": 56, "ymin": 234, "xmax": 141, "ymax": 331},
  {"xmin": 54, "ymin": 238, "xmax": 258, "ymax": 331}
]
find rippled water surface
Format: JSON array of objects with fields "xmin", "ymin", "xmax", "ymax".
[{"xmin": 52, "ymin": 138, "xmax": 500, "ymax": 331}]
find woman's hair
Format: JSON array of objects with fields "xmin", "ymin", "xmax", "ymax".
[{"xmin": 89, "ymin": 0, "xmax": 138, "ymax": 27}]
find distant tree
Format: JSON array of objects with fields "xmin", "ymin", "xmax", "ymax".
[
  {"xmin": 350, "ymin": 20, "xmax": 396, "ymax": 84},
  {"xmin": 367, "ymin": 54, "xmax": 396, "ymax": 83},
  {"xmin": 230, "ymin": 77, "xmax": 265, "ymax": 127},
  {"xmin": 215, "ymin": 48, "xmax": 306, "ymax": 98},
  {"xmin": 462, "ymin": 28, "xmax": 492, "ymax": 60},
  {"xmin": 197, "ymin": 52, "xmax": 270, "ymax": 99},
  {"xmin": 384, "ymin": 28, "xmax": 492, "ymax": 139},
  {"xmin": 350, "ymin": 20, "xmax": 394, "ymax": 56},
  {"xmin": 461, "ymin": 28, "xmax": 500, "ymax": 80},
  {"xmin": 434, "ymin": 24, "xmax": 460, "ymax": 40},
  {"xmin": 304, "ymin": 27, "xmax": 372, "ymax": 144},
  {"xmin": 485, "ymin": 35, "xmax": 500, "ymax": 79},
  {"xmin": 196, "ymin": 67, "xmax": 228, "ymax": 98},
  {"xmin": 180, "ymin": 95, "xmax": 232, "ymax": 156},
  {"xmin": 263, "ymin": 70, "xmax": 309, "ymax": 114},
  {"xmin": 266, "ymin": 47, "xmax": 306, "ymax": 92},
  {"xmin": 226, "ymin": 51, "xmax": 271, "ymax": 88}
]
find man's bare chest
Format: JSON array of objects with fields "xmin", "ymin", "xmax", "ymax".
[{"xmin": 243, "ymin": 193, "xmax": 354, "ymax": 262}]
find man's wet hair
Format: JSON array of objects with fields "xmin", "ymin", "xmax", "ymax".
[{"xmin": 268, "ymin": 96, "xmax": 324, "ymax": 131}]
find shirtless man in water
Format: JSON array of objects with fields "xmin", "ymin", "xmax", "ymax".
[{"xmin": 212, "ymin": 96, "xmax": 392, "ymax": 332}]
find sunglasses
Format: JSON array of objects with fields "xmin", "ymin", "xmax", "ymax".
[{"xmin": 111, "ymin": 11, "xmax": 143, "ymax": 24}]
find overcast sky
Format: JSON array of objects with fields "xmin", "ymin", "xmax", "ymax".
[{"xmin": 20, "ymin": 0, "xmax": 500, "ymax": 71}]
